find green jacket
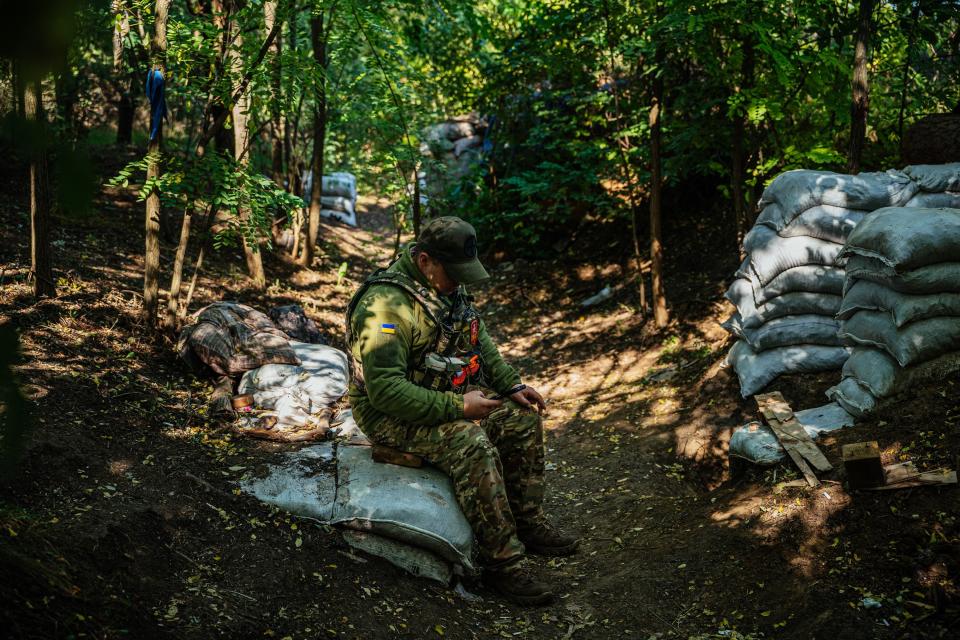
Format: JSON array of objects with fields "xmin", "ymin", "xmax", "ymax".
[{"xmin": 348, "ymin": 245, "xmax": 522, "ymax": 428}]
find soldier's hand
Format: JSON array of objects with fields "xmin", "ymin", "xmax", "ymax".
[
  {"xmin": 510, "ymin": 386, "xmax": 547, "ymax": 415},
  {"xmin": 463, "ymin": 390, "xmax": 503, "ymax": 420}
]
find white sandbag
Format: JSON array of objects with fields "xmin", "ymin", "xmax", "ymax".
[
  {"xmin": 238, "ymin": 342, "xmax": 349, "ymax": 426},
  {"xmin": 841, "ymin": 347, "xmax": 960, "ymax": 400},
  {"xmin": 729, "ymin": 402, "xmax": 855, "ymax": 466},
  {"xmin": 320, "ymin": 207, "xmax": 358, "ymax": 227},
  {"xmin": 844, "ymin": 256, "xmax": 960, "ymax": 294},
  {"xmin": 726, "ymin": 279, "xmax": 841, "ymax": 329},
  {"xmin": 321, "ymin": 195, "xmax": 356, "ymax": 215},
  {"xmin": 726, "ymin": 340, "xmax": 851, "ymax": 398},
  {"xmin": 903, "ymin": 163, "xmax": 960, "ymax": 193},
  {"xmin": 332, "ymin": 445, "xmax": 476, "ymax": 571},
  {"xmin": 826, "ymin": 377, "xmax": 877, "ymax": 417},
  {"xmin": 726, "ymin": 314, "xmax": 842, "ymax": 351},
  {"xmin": 839, "ymin": 207, "xmax": 960, "ymax": 271},
  {"xmin": 323, "ymin": 172, "xmax": 358, "ymax": 201},
  {"xmin": 453, "ymin": 135, "xmax": 482, "ymax": 158},
  {"xmin": 837, "ymin": 280, "xmax": 960, "ymax": 327},
  {"xmin": 775, "ymin": 205, "xmax": 865, "ymax": 244},
  {"xmin": 838, "ymin": 311, "xmax": 960, "ymax": 367},
  {"xmin": 242, "ymin": 442, "xmax": 475, "ymax": 582},
  {"xmin": 743, "ymin": 226, "xmax": 843, "ymax": 286},
  {"xmin": 301, "ymin": 171, "xmax": 359, "ymax": 201},
  {"xmin": 443, "ymin": 121, "xmax": 475, "ymax": 140},
  {"xmin": 757, "ymin": 169, "xmax": 917, "ymax": 228},
  {"xmin": 735, "ymin": 263, "xmax": 846, "ymax": 305},
  {"xmin": 903, "ymin": 191, "xmax": 960, "ymax": 208}
]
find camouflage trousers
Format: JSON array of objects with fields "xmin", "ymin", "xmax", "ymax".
[{"xmin": 362, "ymin": 397, "xmax": 546, "ymax": 569}]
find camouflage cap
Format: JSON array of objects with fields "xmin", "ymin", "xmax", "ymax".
[{"xmin": 417, "ymin": 216, "xmax": 489, "ymax": 284}]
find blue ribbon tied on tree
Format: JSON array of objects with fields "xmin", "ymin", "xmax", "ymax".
[{"xmin": 145, "ymin": 68, "xmax": 167, "ymax": 141}]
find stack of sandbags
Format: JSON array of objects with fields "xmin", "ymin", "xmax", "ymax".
[
  {"xmin": 301, "ymin": 171, "xmax": 359, "ymax": 227},
  {"xmin": 419, "ymin": 114, "xmax": 487, "ymax": 202},
  {"xmin": 827, "ymin": 205, "xmax": 960, "ymax": 415},
  {"xmin": 725, "ymin": 169, "xmax": 920, "ymax": 397}
]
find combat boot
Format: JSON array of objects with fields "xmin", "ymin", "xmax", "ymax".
[
  {"xmin": 482, "ymin": 562, "xmax": 555, "ymax": 606},
  {"xmin": 517, "ymin": 520, "xmax": 579, "ymax": 556}
]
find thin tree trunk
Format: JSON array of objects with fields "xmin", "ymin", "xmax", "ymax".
[
  {"xmin": 163, "ymin": 207, "xmax": 193, "ymax": 330},
  {"xmin": 301, "ymin": 11, "xmax": 326, "ymax": 267},
  {"xmin": 897, "ymin": 3, "xmax": 920, "ymax": 162},
  {"xmin": 26, "ymin": 80, "xmax": 55, "ymax": 298},
  {"xmin": 649, "ymin": 9, "xmax": 668, "ymax": 329},
  {"xmin": 13, "ymin": 60, "xmax": 25, "ymax": 120},
  {"xmin": 266, "ymin": 1, "xmax": 284, "ymax": 185},
  {"xmin": 732, "ymin": 36, "xmax": 755, "ymax": 257},
  {"xmin": 143, "ymin": 0, "xmax": 170, "ymax": 326},
  {"xmin": 601, "ymin": 0, "xmax": 647, "ymax": 316},
  {"xmin": 231, "ymin": 24, "xmax": 266, "ymax": 289},
  {"xmin": 113, "ymin": 1, "xmax": 134, "ymax": 145},
  {"xmin": 847, "ymin": 0, "xmax": 874, "ymax": 174}
]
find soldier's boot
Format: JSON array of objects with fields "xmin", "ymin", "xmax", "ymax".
[
  {"xmin": 517, "ymin": 520, "xmax": 579, "ymax": 557},
  {"xmin": 482, "ymin": 562, "xmax": 555, "ymax": 606}
]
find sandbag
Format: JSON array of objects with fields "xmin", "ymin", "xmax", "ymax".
[
  {"xmin": 838, "ymin": 311, "xmax": 960, "ymax": 367},
  {"xmin": 332, "ymin": 445, "xmax": 475, "ymax": 571},
  {"xmin": 725, "ymin": 279, "xmax": 841, "ymax": 330},
  {"xmin": 826, "ymin": 377, "xmax": 877, "ymax": 417},
  {"xmin": 321, "ymin": 195, "xmax": 356, "ymax": 215},
  {"xmin": 323, "ymin": 172, "xmax": 358, "ymax": 201},
  {"xmin": 320, "ymin": 207, "xmax": 358, "ymax": 227},
  {"xmin": 726, "ymin": 340, "xmax": 851, "ymax": 398},
  {"xmin": 726, "ymin": 314, "xmax": 842, "ymax": 351},
  {"xmin": 775, "ymin": 205, "xmax": 865, "ymax": 243},
  {"xmin": 238, "ymin": 342, "xmax": 349, "ymax": 425},
  {"xmin": 837, "ymin": 280, "xmax": 960, "ymax": 327},
  {"xmin": 757, "ymin": 169, "xmax": 917, "ymax": 228},
  {"xmin": 903, "ymin": 191, "xmax": 960, "ymax": 208},
  {"xmin": 903, "ymin": 163, "xmax": 960, "ymax": 193},
  {"xmin": 735, "ymin": 263, "xmax": 845, "ymax": 305},
  {"xmin": 844, "ymin": 256, "xmax": 960, "ymax": 294},
  {"xmin": 729, "ymin": 402, "xmax": 855, "ymax": 466},
  {"xmin": 840, "ymin": 347, "xmax": 960, "ymax": 400},
  {"xmin": 453, "ymin": 135, "xmax": 482, "ymax": 157},
  {"xmin": 839, "ymin": 207, "xmax": 960, "ymax": 271},
  {"xmin": 242, "ymin": 442, "xmax": 476, "ymax": 581},
  {"xmin": 743, "ymin": 226, "xmax": 844, "ymax": 285}
]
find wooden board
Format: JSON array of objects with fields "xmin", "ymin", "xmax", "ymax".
[{"xmin": 755, "ymin": 392, "xmax": 833, "ymax": 487}]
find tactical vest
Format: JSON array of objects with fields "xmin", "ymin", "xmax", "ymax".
[{"xmin": 344, "ymin": 268, "xmax": 482, "ymax": 395}]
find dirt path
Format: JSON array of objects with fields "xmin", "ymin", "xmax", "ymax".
[{"xmin": 1, "ymin": 182, "xmax": 957, "ymax": 639}]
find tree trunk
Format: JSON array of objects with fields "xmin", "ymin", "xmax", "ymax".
[
  {"xmin": 231, "ymin": 25, "xmax": 267, "ymax": 289},
  {"xmin": 265, "ymin": 1, "xmax": 284, "ymax": 185},
  {"xmin": 847, "ymin": 0, "xmax": 874, "ymax": 174},
  {"xmin": 163, "ymin": 208, "xmax": 193, "ymax": 330},
  {"xmin": 26, "ymin": 80, "xmax": 55, "ymax": 298},
  {"xmin": 113, "ymin": 1, "xmax": 134, "ymax": 146},
  {"xmin": 731, "ymin": 35, "xmax": 755, "ymax": 257},
  {"xmin": 897, "ymin": 3, "xmax": 920, "ymax": 162},
  {"xmin": 117, "ymin": 76, "xmax": 135, "ymax": 146},
  {"xmin": 143, "ymin": 0, "xmax": 170, "ymax": 326},
  {"xmin": 301, "ymin": 11, "xmax": 326, "ymax": 268},
  {"xmin": 649, "ymin": 18, "xmax": 668, "ymax": 329}
]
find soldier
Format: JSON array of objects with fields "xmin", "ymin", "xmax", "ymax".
[{"xmin": 346, "ymin": 216, "xmax": 578, "ymax": 605}]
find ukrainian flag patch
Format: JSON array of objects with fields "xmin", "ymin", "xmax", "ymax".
[{"xmin": 380, "ymin": 323, "xmax": 396, "ymax": 334}]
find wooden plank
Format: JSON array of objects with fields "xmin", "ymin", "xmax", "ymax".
[{"xmin": 756, "ymin": 392, "xmax": 833, "ymax": 473}]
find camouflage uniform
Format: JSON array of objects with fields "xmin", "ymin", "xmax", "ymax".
[{"xmin": 346, "ymin": 245, "xmax": 545, "ymax": 569}]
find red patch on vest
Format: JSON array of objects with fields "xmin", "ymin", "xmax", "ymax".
[{"xmin": 470, "ymin": 318, "xmax": 479, "ymax": 345}]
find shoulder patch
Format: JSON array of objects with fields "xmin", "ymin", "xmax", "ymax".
[{"xmin": 380, "ymin": 323, "xmax": 396, "ymax": 335}]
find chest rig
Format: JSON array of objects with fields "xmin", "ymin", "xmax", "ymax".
[{"xmin": 345, "ymin": 268, "xmax": 483, "ymax": 395}]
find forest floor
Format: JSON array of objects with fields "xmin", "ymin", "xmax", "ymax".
[{"xmin": 1, "ymin": 147, "xmax": 959, "ymax": 640}]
